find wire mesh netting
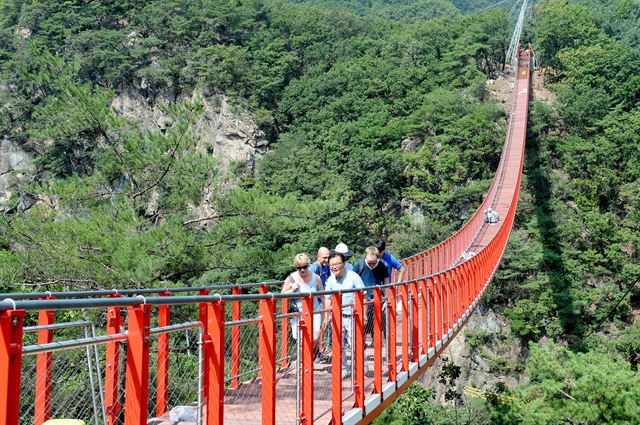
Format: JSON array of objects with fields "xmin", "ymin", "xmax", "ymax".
[
  {"xmin": 223, "ymin": 300, "xmax": 264, "ymax": 425},
  {"xmin": 19, "ymin": 321, "xmax": 107, "ymax": 425},
  {"xmin": 275, "ymin": 308, "xmax": 300, "ymax": 425},
  {"xmin": 147, "ymin": 326, "xmax": 204, "ymax": 424}
]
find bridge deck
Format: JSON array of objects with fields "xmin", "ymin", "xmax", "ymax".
[
  {"xmin": 470, "ymin": 57, "xmax": 529, "ymax": 252},
  {"xmin": 152, "ymin": 52, "xmax": 532, "ymax": 425}
]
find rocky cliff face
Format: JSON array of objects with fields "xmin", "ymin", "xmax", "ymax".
[
  {"xmin": 111, "ymin": 89, "xmax": 270, "ymax": 176},
  {"xmin": 0, "ymin": 91, "xmax": 269, "ymax": 207},
  {"xmin": 0, "ymin": 138, "xmax": 33, "ymax": 206},
  {"xmin": 418, "ymin": 305, "xmax": 526, "ymax": 401}
]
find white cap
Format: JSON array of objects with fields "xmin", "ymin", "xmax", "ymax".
[{"xmin": 334, "ymin": 243, "xmax": 354, "ymax": 257}]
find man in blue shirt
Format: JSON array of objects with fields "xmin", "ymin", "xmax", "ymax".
[
  {"xmin": 374, "ymin": 239, "xmax": 405, "ymax": 283},
  {"xmin": 353, "ymin": 247, "xmax": 388, "ymax": 299},
  {"xmin": 353, "ymin": 247, "xmax": 388, "ymax": 344},
  {"xmin": 309, "ymin": 247, "xmax": 331, "ymax": 285}
]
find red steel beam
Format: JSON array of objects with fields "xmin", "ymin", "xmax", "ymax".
[
  {"xmin": 35, "ymin": 299, "xmax": 54, "ymax": 425},
  {"xmin": 205, "ymin": 300, "xmax": 225, "ymax": 425},
  {"xmin": 231, "ymin": 286, "xmax": 242, "ymax": 387},
  {"xmin": 124, "ymin": 303, "xmax": 152, "ymax": 425},
  {"xmin": 410, "ymin": 280, "xmax": 419, "ymax": 362},
  {"xmin": 331, "ymin": 293, "xmax": 343, "ymax": 425},
  {"xmin": 105, "ymin": 296, "xmax": 122, "ymax": 425},
  {"xmin": 373, "ymin": 287, "xmax": 383, "ymax": 394},
  {"xmin": 0, "ymin": 309, "xmax": 25, "ymax": 425},
  {"xmin": 354, "ymin": 291, "xmax": 365, "ymax": 410},
  {"xmin": 300, "ymin": 296, "xmax": 314, "ymax": 425},
  {"xmin": 387, "ymin": 286, "xmax": 397, "ymax": 382},
  {"xmin": 260, "ymin": 293, "xmax": 277, "ymax": 425},
  {"xmin": 156, "ymin": 292, "xmax": 170, "ymax": 417}
]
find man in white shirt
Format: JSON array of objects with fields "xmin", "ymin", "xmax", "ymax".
[{"xmin": 325, "ymin": 252, "xmax": 365, "ymax": 378}]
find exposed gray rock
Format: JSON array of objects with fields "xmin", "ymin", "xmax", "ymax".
[
  {"xmin": 419, "ymin": 305, "xmax": 525, "ymax": 402},
  {"xmin": 111, "ymin": 90, "xmax": 269, "ymax": 175},
  {"xmin": 401, "ymin": 198, "xmax": 424, "ymax": 225},
  {"xmin": 401, "ymin": 136, "xmax": 423, "ymax": 153},
  {"xmin": 0, "ymin": 138, "xmax": 34, "ymax": 205}
]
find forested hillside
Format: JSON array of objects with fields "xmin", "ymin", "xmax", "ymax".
[
  {"xmin": 0, "ymin": 0, "xmax": 508, "ymax": 288},
  {"xmin": 375, "ymin": 0, "xmax": 640, "ymax": 423},
  {"xmin": 1, "ymin": 0, "xmax": 639, "ymax": 423}
]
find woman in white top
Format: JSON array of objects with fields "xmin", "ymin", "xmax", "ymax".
[{"xmin": 281, "ymin": 253, "xmax": 329, "ymax": 344}]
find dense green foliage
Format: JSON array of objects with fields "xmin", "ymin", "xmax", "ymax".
[
  {"xmin": 480, "ymin": 0, "xmax": 640, "ymax": 422},
  {"xmin": 489, "ymin": 0, "xmax": 640, "ymax": 345},
  {"xmin": 489, "ymin": 342, "xmax": 640, "ymax": 423},
  {"xmin": 0, "ymin": 0, "xmax": 509, "ymax": 290},
  {"xmin": 286, "ymin": 0, "xmax": 521, "ymax": 21},
  {"xmin": 1, "ymin": 0, "xmax": 639, "ymax": 422}
]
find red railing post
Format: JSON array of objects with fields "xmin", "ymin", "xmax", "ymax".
[
  {"xmin": 156, "ymin": 292, "xmax": 170, "ymax": 418},
  {"xmin": 199, "ymin": 288, "xmax": 210, "ymax": 403},
  {"xmin": 453, "ymin": 268, "xmax": 460, "ymax": 322},
  {"xmin": 428, "ymin": 277, "xmax": 436, "ymax": 349},
  {"xmin": 35, "ymin": 299, "xmax": 55, "ymax": 425},
  {"xmin": 442, "ymin": 243, "xmax": 447, "ymax": 269},
  {"xmin": 410, "ymin": 280, "xmax": 419, "ymax": 362},
  {"xmin": 260, "ymin": 293, "xmax": 277, "ymax": 425},
  {"xmin": 387, "ymin": 285, "xmax": 397, "ymax": 382},
  {"xmin": 481, "ymin": 251, "xmax": 488, "ymax": 290},
  {"xmin": 430, "ymin": 249, "xmax": 435, "ymax": 275},
  {"xmin": 354, "ymin": 290, "xmax": 365, "ymax": 410},
  {"xmin": 420, "ymin": 279, "xmax": 428, "ymax": 355},
  {"xmin": 231, "ymin": 286, "xmax": 241, "ymax": 387},
  {"xmin": 331, "ymin": 293, "xmax": 343, "ymax": 425},
  {"xmin": 449, "ymin": 269, "xmax": 456, "ymax": 327},
  {"xmin": 258, "ymin": 285, "xmax": 268, "ymax": 377},
  {"xmin": 281, "ymin": 296, "xmax": 289, "ymax": 368},
  {"xmin": 204, "ymin": 300, "xmax": 225, "ymax": 425},
  {"xmin": 473, "ymin": 257, "xmax": 480, "ymax": 298},
  {"xmin": 400, "ymin": 283, "xmax": 409, "ymax": 372},
  {"xmin": 300, "ymin": 295, "xmax": 314, "ymax": 425},
  {"xmin": 464, "ymin": 264, "xmax": 471, "ymax": 311},
  {"xmin": 458, "ymin": 267, "xmax": 464, "ymax": 321},
  {"xmin": 373, "ymin": 287, "xmax": 383, "ymax": 394},
  {"xmin": 441, "ymin": 272, "xmax": 450, "ymax": 334},
  {"xmin": 0, "ymin": 309, "xmax": 24, "ymax": 425},
  {"xmin": 105, "ymin": 296, "xmax": 122, "ymax": 425},
  {"xmin": 124, "ymin": 303, "xmax": 151, "ymax": 425}
]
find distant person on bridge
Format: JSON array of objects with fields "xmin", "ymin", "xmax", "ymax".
[
  {"xmin": 309, "ymin": 246, "xmax": 331, "ymax": 285},
  {"xmin": 325, "ymin": 251, "xmax": 365, "ymax": 378},
  {"xmin": 281, "ymin": 253, "xmax": 329, "ymax": 346},
  {"xmin": 352, "ymin": 246, "xmax": 388, "ymax": 345},
  {"xmin": 485, "ymin": 208, "xmax": 500, "ymax": 224},
  {"xmin": 373, "ymin": 239, "xmax": 405, "ymax": 283}
]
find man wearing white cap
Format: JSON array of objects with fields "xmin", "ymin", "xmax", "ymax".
[{"xmin": 333, "ymin": 242, "xmax": 354, "ymax": 271}]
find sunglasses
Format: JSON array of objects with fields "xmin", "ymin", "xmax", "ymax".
[{"xmin": 296, "ymin": 264, "xmax": 309, "ymax": 271}]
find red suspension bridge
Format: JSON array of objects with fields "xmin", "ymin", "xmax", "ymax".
[{"xmin": 0, "ymin": 47, "xmax": 531, "ymax": 425}]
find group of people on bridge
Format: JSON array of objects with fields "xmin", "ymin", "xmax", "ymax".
[{"xmin": 281, "ymin": 240, "xmax": 404, "ymax": 378}]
